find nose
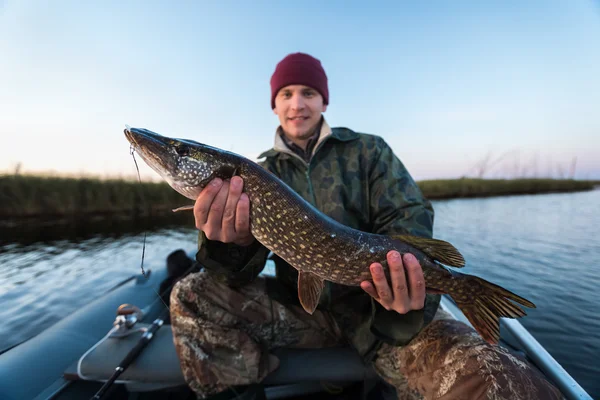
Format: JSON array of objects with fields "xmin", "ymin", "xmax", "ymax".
[{"xmin": 290, "ymin": 92, "xmax": 305, "ymax": 110}]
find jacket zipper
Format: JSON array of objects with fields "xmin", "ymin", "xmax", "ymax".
[
  {"xmin": 275, "ymin": 137, "xmax": 329, "ymax": 208},
  {"xmin": 305, "ymin": 163, "xmax": 317, "ymax": 206}
]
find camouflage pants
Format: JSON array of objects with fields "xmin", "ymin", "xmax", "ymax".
[{"xmin": 170, "ymin": 271, "xmax": 563, "ymax": 400}]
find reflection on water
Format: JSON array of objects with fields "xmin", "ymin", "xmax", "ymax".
[{"xmin": 0, "ymin": 190, "xmax": 599, "ymax": 397}]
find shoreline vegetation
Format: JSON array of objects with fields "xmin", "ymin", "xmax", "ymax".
[{"xmin": 1, "ymin": 174, "xmax": 598, "ymax": 225}]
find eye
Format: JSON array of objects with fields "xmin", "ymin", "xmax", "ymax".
[{"xmin": 176, "ymin": 145, "xmax": 190, "ymax": 157}]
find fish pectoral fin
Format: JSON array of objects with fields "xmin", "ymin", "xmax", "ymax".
[
  {"xmin": 391, "ymin": 234, "xmax": 466, "ymax": 267},
  {"xmin": 172, "ymin": 205, "xmax": 195, "ymax": 212},
  {"xmin": 298, "ymin": 271, "xmax": 325, "ymax": 315}
]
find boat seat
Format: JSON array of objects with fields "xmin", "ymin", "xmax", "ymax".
[{"xmin": 66, "ymin": 322, "xmax": 377, "ymax": 393}]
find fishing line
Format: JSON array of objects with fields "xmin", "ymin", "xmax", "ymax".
[
  {"xmin": 130, "ymin": 145, "xmax": 148, "ymax": 278},
  {"xmin": 130, "ymin": 146, "xmax": 170, "ymax": 311}
]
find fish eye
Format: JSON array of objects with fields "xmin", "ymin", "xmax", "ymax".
[{"xmin": 176, "ymin": 145, "xmax": 190, "ymax": 157}]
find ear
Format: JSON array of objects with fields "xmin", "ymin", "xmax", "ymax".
[
  {"xmin": 322, "ymin": 104, "xmax": 327, "ymax": 112},
  {"xmin": 273, "ymin": 107, "xmax": 278, "ymax": 115}
]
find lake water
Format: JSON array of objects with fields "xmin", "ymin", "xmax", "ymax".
[{"xmin": 1, "ymin": 189, "xmax": 599, "ymax": 398}]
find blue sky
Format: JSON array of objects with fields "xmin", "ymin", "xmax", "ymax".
[{"xmin": 1, "ymin": 0, "xmax": 599, "ymax": 180}]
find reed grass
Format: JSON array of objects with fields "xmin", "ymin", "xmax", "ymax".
[
  {"xmin": 417, "ymin": 178, "xmax": 596, "ymax": 199},
  {"xmin": 0, "ymin": 175, "xmax": 186, "ymax": 219},
  {"xmin": 0, "ymin": 174, "xmax": 596, "ymax": 220}
]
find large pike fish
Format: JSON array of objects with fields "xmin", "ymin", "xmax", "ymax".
[{"xmin": 124, "ymin": 126, "xmax": 535, "ymax": 344}]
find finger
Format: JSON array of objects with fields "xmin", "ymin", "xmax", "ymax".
[
  {"xmin": 370, "ymin": 262, "xmax": 393, "ymax": 309},
  {"xmin": 404, "ymin": 253, "xmax": 426, "ymax": 310},
  {"xmin": 194, "ymin": 178, "xmax": 223, "ymax": 228},
  {"xmin": 206, "ymin": 180, "xmax": 230, "ymax": 239},
  {"xmin": 388, "ymin": 251, "xmax": 410, "ymax": 313},
  {"xmin": 221, "ymin": 176, "xmax": 243, "ymax": 240},
  {"xmin": 235, "ymin": 193, "xmax": 251, "ymax": 236},
  {"xmin": 360, "ymin": 281, "xmax": 379, "ymax": 300}
]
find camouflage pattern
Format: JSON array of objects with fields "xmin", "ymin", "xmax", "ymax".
[
  {"xmin": 195, "ymin": 118, "xmax": 439, "ymax": 355},
  {"xmin": 375, "ymin": 318, "xmax": 564, "ymax": 400},
  {"xmin": 170, "ymin": 271, "xmax": 343, "ymax": 397},
  {"xmin": 171, "ymin": 271, "xmax": 563, "ymax": 400}
]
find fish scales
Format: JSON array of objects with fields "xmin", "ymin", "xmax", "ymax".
[
  {"xmin": 124, "ymin": 126, "xmax": 537, "ymax": 345},
  {"xmin": 241, "ymin": 160, "xmax": 430, "ymax": 285}
]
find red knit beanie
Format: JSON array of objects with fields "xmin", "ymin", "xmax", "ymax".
[{"xmin": 270, "ymin": 53, "xmax": 329, "ymax": 109}]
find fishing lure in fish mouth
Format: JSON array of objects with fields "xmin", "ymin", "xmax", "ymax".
[{"xmin": 124, "ymin": 125, "xmax": 536, "ymax": 345}]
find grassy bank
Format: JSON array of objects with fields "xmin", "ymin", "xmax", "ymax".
[
  {"xmin": 418, "ymin": 178, "xmax": 597, "ymax": 200},
  {"xmin": 0, "ymin": 175, "xmax": 186, "ymax": 221},
  {"xmin": 0, "ymin": 175, "xmax": 597, "ymax": 221}
]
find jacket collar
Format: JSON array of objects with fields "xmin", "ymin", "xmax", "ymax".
[{"xmin": 258, "ymin": 117, "xmax": 359, "ymax": 161}]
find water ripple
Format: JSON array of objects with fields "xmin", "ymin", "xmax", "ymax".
[
  {"xmin": 0, "ymin": 226, "xmax": 198, "ymax": 351},
  {"xmin": 432, "ymin": 190, "xmax": 600, "ymax": 398}
]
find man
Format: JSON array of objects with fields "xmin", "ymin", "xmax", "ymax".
[{"xmin": 170, "ymin": 53, "xmax": 563, "ymax": 399}]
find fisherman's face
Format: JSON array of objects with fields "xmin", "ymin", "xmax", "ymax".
[{"xmin": 273, "ymin": 84, "xmax": 327, "ymax": 148}]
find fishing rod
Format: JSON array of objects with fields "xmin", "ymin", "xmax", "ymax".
[{"xmin": 89, "ymin": 314, "xmax": 165, "ymax": 400}]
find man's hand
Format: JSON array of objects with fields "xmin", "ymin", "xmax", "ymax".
[
  {"xmin": 194, "ymin": 176, "xmax": 255, "ymax": 247},
  {"xmin": 360, "ymin": 251, "xmax": 426, "ymax": 314}
]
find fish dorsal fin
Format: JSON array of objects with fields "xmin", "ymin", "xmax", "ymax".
[
  {"xmin": 298, "ymin": 271, "xmax": 325, "ymax": 314},
  {"xmin": 391, "ymin": 234, "xmax": 465, "ymax": 267}
]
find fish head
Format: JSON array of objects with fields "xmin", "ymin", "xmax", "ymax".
[{"xmin": 124, "ymin": 126, "xmax": 234, "ymax": 200}]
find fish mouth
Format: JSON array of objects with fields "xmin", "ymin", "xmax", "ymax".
[
  {"xmin": 123, "ymin": 125, "xmax": 179, "ymax": 180},
  {"xmin": 124, "ymin": 126, "xmax": 170, "ymax": 153},
  {"xmin": 124, "ymin": 126, "xmax": 174, "ymax": 165}
]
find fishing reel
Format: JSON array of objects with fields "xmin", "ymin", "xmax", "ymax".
[{"xmin": 111, "ymin": 303, "xmax": 144, "ymax": 337}]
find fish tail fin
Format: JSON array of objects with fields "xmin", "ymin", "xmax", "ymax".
[{"xmin": 450, "ymin": 272, "xmax": 536, "ymax": 344}]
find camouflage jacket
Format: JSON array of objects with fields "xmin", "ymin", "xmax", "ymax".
[{"xmin": 196, "ymin": 118, "xmax": 440, "ymax": 357}]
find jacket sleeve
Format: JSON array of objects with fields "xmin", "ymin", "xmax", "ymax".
[
  {"xmin": 195, "ymin": 231, "xmax": 270, "ymax": 287},
  {"xmin": 367, "ymin": 137, "xmax": 439, "ymax": 345}
]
